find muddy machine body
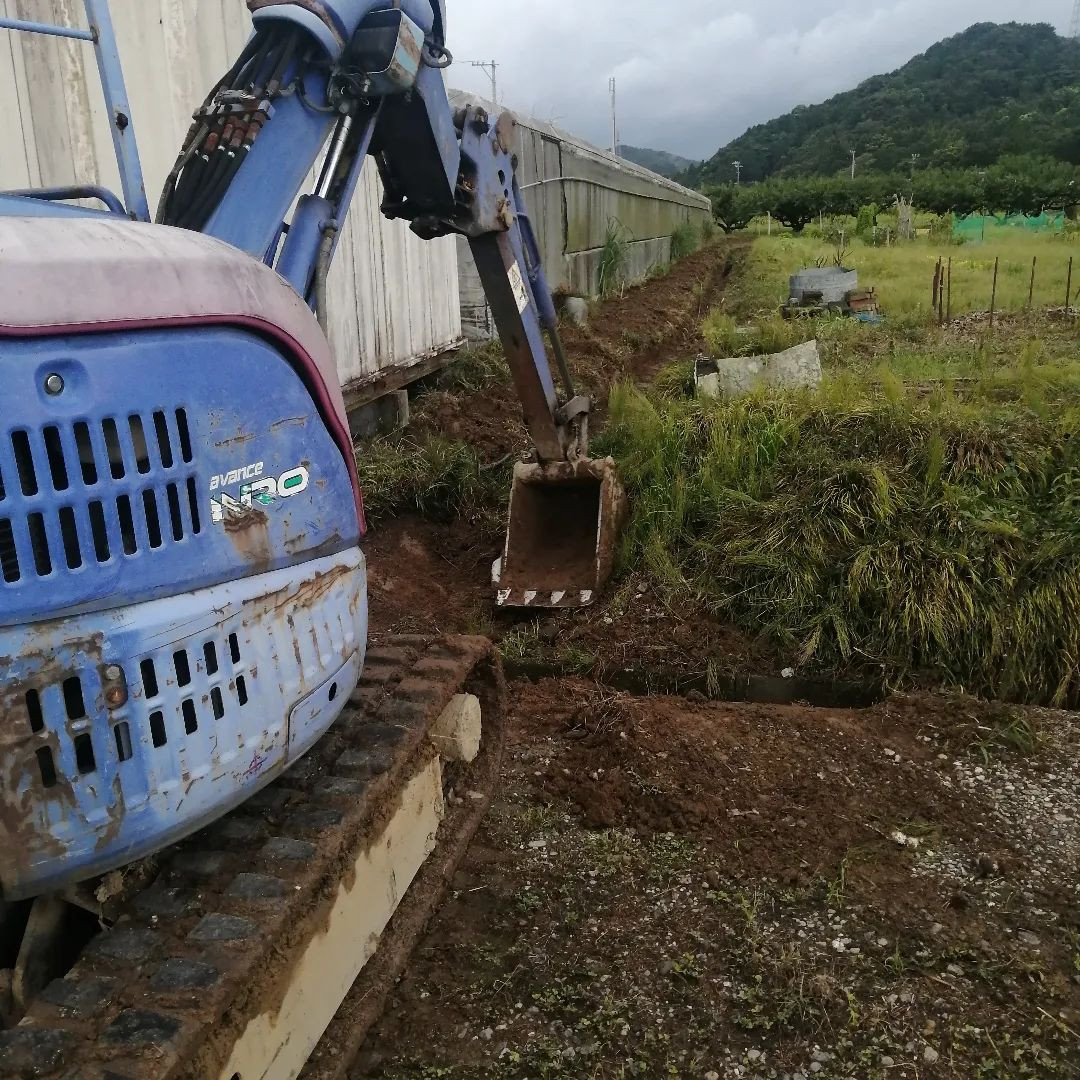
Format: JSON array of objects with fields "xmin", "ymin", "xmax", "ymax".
[{"xmin": 0, "ymin": 0, "xmax": 622, "ymax": 910}]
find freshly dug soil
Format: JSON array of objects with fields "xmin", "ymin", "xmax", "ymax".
[
  {"xmin": 359, "ymin": 678, "xmax": 1080, "ymax": 1078},
  {"xmin": 355, "ymin": 242, "xmax": 1080, "ymax": 1078}
]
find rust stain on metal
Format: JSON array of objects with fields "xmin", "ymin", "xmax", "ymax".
[
  {"xmin": 223, "ymin": 505, "xmax": 273, "ymax": 567},
  {"xmin": 216, "ymin": 429, "xmax": 259, "ymax": 449},
  {"xmin": 0, "ymin": 634, "xmax": 111, "ymax": 891},
  {"xmin": 270, "ymin": 415, "xmax": 308, "ymax": 431}
]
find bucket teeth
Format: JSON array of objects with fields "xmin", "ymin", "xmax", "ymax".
[{"xmin": 496, "ymin": 457, "xmax": 627, "ymax": 609}]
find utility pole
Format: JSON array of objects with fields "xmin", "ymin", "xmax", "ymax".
[
  {"xmin": 1071, "ymin": 0, "xmax": 1080, "ymax": 39},
  {"xmin": 910, "ymin": 152, "xmax": 920, "ymax": 180},
  {"xmin": 467, "ymin": 60, "xmax": 499, "ymax": 104},
  {"xmin": 732, "ymin": 160, "xmax": 743, "ymax": 183},
  {"xmin": 609, "ymin": 77, "xmax": 619, "ymax": 156},
  {"xmin": 850, "ymin": 149, "xmax": 857, "ymax": 180}
]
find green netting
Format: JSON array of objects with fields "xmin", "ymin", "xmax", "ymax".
[{"xmin": 954, "ymin": 211, "xmax": 1065, "ymax": 239}]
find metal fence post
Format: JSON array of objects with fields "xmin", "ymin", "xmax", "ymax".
[
  {"xmin": 989, "ymin": 257, "xmax": 999, "ymax": 328},
  {"xmin": 946, "ymin": 257, "xmax": 952, "ymax": 325}
]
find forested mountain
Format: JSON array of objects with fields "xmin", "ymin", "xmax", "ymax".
[
  {"xmin": 686, "ymin": 23, "xmax": 1080, "ymax": 186},
  {"xmin": 618, "ymin": 145, "xmax": 697, "ymax": 178}
]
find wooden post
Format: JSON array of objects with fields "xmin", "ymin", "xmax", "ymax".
[
  {"xmin": 1066, "ymin": 256, "xmax": 1073, "ymax": 314},
  {"xmin": 990, "ymin": 256, "xmax": 999, "ymax": 328},
  {"xmin": 1028, "ymin": 256, "xmax": 1037, "ymax": 309},
  {"xmin": 946, "ymin": 257, "xmax": 952, "ymax": 325},
  {"xmin": 932, "ymin": 258, "xmax": 942, "ymax": 311}
]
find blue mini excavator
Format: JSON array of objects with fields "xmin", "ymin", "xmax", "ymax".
[{"xmin": 0, "ymin": 0, "xmax": 624, "ymax": 919}]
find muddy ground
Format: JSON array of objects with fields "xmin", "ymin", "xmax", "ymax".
[{"xmin": 356, "ymin": 244, "xmax": 1080, "ymax": 1078}]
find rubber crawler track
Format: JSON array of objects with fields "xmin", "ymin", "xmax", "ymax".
[{"xmin": 0, "ymin": 635, "xmax": 506, "ymax": 1080}]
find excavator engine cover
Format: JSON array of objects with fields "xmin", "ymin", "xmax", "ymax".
[
  {"xmin": 496, "ymin": 457, "xmax": 627, "ymax": 608},
  {"xmin": 0, "ymin": 218, "xmax": 368, "ymax": 900}
]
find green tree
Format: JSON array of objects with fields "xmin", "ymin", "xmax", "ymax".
[{"xmin": 707, "ymin": 184, "xmax": 760, "ymax": 233}]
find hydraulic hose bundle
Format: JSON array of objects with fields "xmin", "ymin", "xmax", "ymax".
[{"xmin": 157, "ymin": 26, "xmax": 311, "ymax": 231}]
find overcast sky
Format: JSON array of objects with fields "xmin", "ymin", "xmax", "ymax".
[{"xmin": 445, "ymin": 1, "xmax": 1071, "ymax": 160}]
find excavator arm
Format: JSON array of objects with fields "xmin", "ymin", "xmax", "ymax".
[{"xmin": 155, "ymin": 0, "xmax": 625, "ymax": 605}]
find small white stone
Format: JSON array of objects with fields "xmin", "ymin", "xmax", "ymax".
[
  {"xmin": 924, "ymin": 1046, "xmax": 940, "ymax": 1065},
  {"xmin": 781, "ymin": 667, "xmax": 795, "ymax": 679},
  {"xmin": 528, "ymin": 839, "xmax": 547, "ymax": 850}
]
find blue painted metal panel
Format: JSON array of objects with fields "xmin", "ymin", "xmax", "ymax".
[
  {"xmin": 251, "ymin": 0, "xmax": 435, "ymax": 60},
  {"xmin": 0, "ymin": 327, "xmax": 360, "ymax": 627},
  {"xmin": 0, "ymin": 548, "xmax": 367, "ymax": 899},
  {"xmin": 202, "ymin": 67, "xmax": 337, "ymax": 261}
]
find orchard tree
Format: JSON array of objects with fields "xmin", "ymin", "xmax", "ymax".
[
  {"xmin": 759, "ymin": 178, "xmax": 819, "ymax": 232},
  {"xmin": 707, "ymin": 184, "xmax": 760, "ymax": 233}
]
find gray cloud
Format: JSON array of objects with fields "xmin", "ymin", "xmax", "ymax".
[{"xmin": 445, "ymin": 1, "xmax": 1070, "ymax": 159}]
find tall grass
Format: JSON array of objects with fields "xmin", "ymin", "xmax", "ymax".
[
  {"xmin": 596, "ymin": 377, "xmax": 1080, "ymax": 705},
  {"xmin": 702, "ymin": 311, "xmax": 814, "ymax": 357},
  {"xmin": 598, "ymin": 219, "xmax": 630, "ymax": 299},
  {"xmin": 356, "ymin": 436, "xmax": 510, "ymax": 530},
  {"xmin": 670, "ymin": 221, "xmax": 700, "ymax": 261}
]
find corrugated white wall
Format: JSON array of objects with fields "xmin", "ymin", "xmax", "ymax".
[{"xmin": 0, "ymin": 0, "xmax": 462, "ymax": 387}]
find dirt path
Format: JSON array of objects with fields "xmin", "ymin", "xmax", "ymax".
[{"xmin": 356, "ymin": 244, "xmax": 1080, "ymax": 1078}]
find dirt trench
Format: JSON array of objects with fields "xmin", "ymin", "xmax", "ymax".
[{"xmin": 356, "ymin": 243, "xmax": 1080, "ymax": 1079}]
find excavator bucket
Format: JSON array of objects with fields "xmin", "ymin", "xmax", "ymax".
[{"xmin": 495, "ymin": 457, "xmax": 628, "ymax": 608}]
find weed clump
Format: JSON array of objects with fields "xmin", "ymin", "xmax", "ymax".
[
  {"xmin": 670, "ymin": 221, "xmax": 700, "ymax": 261},
  {"xmin": 597, "ymin": 380, "xmax": 1080, "ymax": 705},
  {"xmin": 356, "ymin": 435, "xmax": 509, "ymax": 530},
  {"xmin": 702, "ymin": 312, "xmax": 813, "ymax": 357},
  {"xmin": 598, "ymin": 219, "xmax": 630, "ymax": 299}
]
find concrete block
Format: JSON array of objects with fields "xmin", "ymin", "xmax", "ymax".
[
  {"xmin": 789, "ymin": 268, "xmax": 858, "ymax": 305},
  {"xmin": 562, "ymin": 296, "xmax": 589, "ymax": 327},
  {"xmin": 348, "ymin": 390, "xmax": 410, "ymax": 440},
  {"xmin": 696, "ymin": 340, "xmax": 822, "ymax": 398}
]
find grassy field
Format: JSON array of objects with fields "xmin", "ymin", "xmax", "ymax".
[
  {"xmin": 728, "ymin": 226, "xmax": 1078, "ymax": 320},
  {"xmin": 596, "ymin": 231, "xmax": 1080, "ymax": 704}
]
